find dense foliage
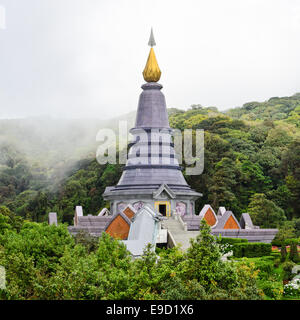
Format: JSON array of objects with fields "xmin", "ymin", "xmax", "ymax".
[
  {"xmin": 0, "ymin": 93, "xmax": 300, "ymax": 300},
  {"xmin": 0, "ymin": 93, "xmax": 300, "ymax": 231},
  {"xmin": 0, "ymin": 219, "xmax": 262, "ymax": 300},
  {"xmin": 232, "ymin": 242, "xmax": 272, "ymax": 258}
]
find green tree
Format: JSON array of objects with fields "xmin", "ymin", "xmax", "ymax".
[
  {"xmin": 248, "ymin": 193, "xmax": 286, "ymax": 228},
  {"xmin": 275, "ymin": 220, "xmax": 295, "ymax": 241},
  {"xmin": 289, "ymin": 240, "xmax": 300, "ymax": 263},
  {"xmin": 0, "ymin": 212, "xmax": 11, "ymax": 232},
  {"xmin": 183, "ymin": 220, "xmax": 223, "ymax": 287},
  {"xmin": 181, "ymin": 220, "xmax": 261, "ymax": 299},
  {"xmin": 0, "ymin": 206, "xmax": 23, "ymax": 232},
  {"xmin": 281, "ymin": 243, "xmax": 287, "ymax": 262},
  {"xmin": 208, "ymin": 157, "xmax": 238, "ymax": 209},
  {"xmin": 282, "ymin": 139, "xmax": 300, "ymax": 219}
]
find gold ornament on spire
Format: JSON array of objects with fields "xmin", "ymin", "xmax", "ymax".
[{"xmin": 143, "ymin": 28, "xmax": 161, "ymax": 82}]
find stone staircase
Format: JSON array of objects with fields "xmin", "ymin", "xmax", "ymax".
[{"xmin": 162, "ymin": 217, "xmax": 199, "ymax": 251}]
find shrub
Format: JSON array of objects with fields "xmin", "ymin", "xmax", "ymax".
[
  {"xmin": 281, "ymin": 244, "xmax": 287, "ymax": 262},
  {"xmin": 219, "ymin": 237, "xmax": 248, "ymax": 245},
  {"xmin": 284, "ymin": 280, "xmax": 300, "ymax": 298},
  {"xmin": 282, "ymin": 261, "xmax": 296, "ymax": 281},
  {"xmin": 0, "ymin": 222, "xmax": 74, "ymax": 273},
  {"xmin": 270, "ymin": 252, "xmax": 281, "ymax": 260},
  {"xmin": 271, "ymin": 239, "xmax": 282, "ymax": 247},
  {"xmin": 255, "ymin": 260, "xmax": 274, "ymax": 276},
  {"xmin": 183, "ymin": 221, "xmax": 262, "ymax": 299},
  {"xmin": 274, "ymin": 258, "xmax": 281, "ymax": 268},
  {"xmin": 160, "ymin": 278, "xmax": 207, "ymax": 300},
  {"xmin": 289, "ymin": 238, "xmax": 300, "ymax": 245},
  {"xmin": 74, "ymin": 230, "xmax": 99, "ymax": 253},
  {"xmin": 259, "ymin": 280, "xmax": 283, "ymax": 300},
  {"xmin": 289, "ymin": 239, "xmax": 300, "ymax": 263},
  {"xmin": 233, "ymin": 243, "xmax": 272, "ymax": 258},
  {"xmin": 272, "ymin": 238, "xmax": 300, "ymax": 247},
  {"xmin": 0, "ymin": 219, "xmax": 263, "ymax": 300}
]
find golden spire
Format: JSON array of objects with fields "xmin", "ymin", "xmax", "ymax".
[{"xmin": 143, "ymin": 28, "xmax": 161, "ymax": 82}]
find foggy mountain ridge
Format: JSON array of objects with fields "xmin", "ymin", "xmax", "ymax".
[
  {"xmin": 0, "ymin": 111, "xmax": 137, "ymax": 166},
  {"xmin": 0, "ymin": 90, "xmax": 299, "ymax": 189},
  {"xmin": 0, "ymin": 111, "xmax": 136, "ymax": 190}
]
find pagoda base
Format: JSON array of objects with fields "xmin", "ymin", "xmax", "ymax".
[{"xmin": 103, "ymin": 183, "xmax": 202, "ymax": 217}]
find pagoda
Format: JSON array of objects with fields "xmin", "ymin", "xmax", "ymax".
[
  {"xmin": 61, "ymin": 29, "xmax": 278, "ymax": 249},
  {"xmin": 103, "ymin": 29, "xmax": 202, "ymax": 216}
]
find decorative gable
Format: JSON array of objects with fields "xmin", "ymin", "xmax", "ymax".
[
  {"xmin": 122, "ymin": 204, "xmax": 137, "ymax": 220},
  {"xmin": 204, "ymin": 208, "xmax": 217, "ymax": 226},
  {"xmin": 105, "ymin": 212, "xmax": 132, "ymax": 240},
  {"xmin": 199, "ymin": 205, "xmax": 218, "ymax": 227},
  {"xmin": 214, "ymin": 211, "xmax": 240, "ymax": 230},
  {"xmin": 159, "ymin": 191, "xmax": 169, "ymax": 199},
  {"xmin": 224, "ymin": 215, "xmax": 240, "ymax": 229},
  {"xmin": 153, "ymin": 183, "xmax": 176, "ymax": 200}
]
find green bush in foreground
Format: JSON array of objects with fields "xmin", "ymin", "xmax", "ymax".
[
  {"xmin": 0, "ymin": 220, "xmax": 263, "ymax": 300},
  {"xmin": 258, "ymin": 280, "xmax": 283, "ymax": 300}
]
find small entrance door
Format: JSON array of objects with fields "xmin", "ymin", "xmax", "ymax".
[
  {"xmin": 159, "ymin": 204, "xmax": 167, "ymax": 216},
  {"xmin": 155, "ymin": 201, "xmax": 171, "ymax": 217}
]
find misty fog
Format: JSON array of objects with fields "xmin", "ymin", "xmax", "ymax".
[{"xmin": 0, "ymin": 111, "xmax": 136, "ymax": 190}]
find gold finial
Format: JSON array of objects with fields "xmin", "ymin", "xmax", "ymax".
[{"xmin": 143, "ymin": 28, "xmax": 161, "ymax": 82}]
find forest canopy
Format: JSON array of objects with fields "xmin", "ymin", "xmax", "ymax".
[{"xmin": 0, "ymin": 93, "xmax": 299, "ymax": 234}]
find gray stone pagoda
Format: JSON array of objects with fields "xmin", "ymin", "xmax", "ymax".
[
  {"xmin": 103, "ymin": 30, "xmax": 202, "ymax": 217},
  {"xmin": 61, "ymin": 29, "xmax": 278, "ymax": 256}
]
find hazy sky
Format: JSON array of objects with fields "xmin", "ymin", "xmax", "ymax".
[{"xmin": 0, "ymin": 0, "xmax": 300, "ymax": 119}]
